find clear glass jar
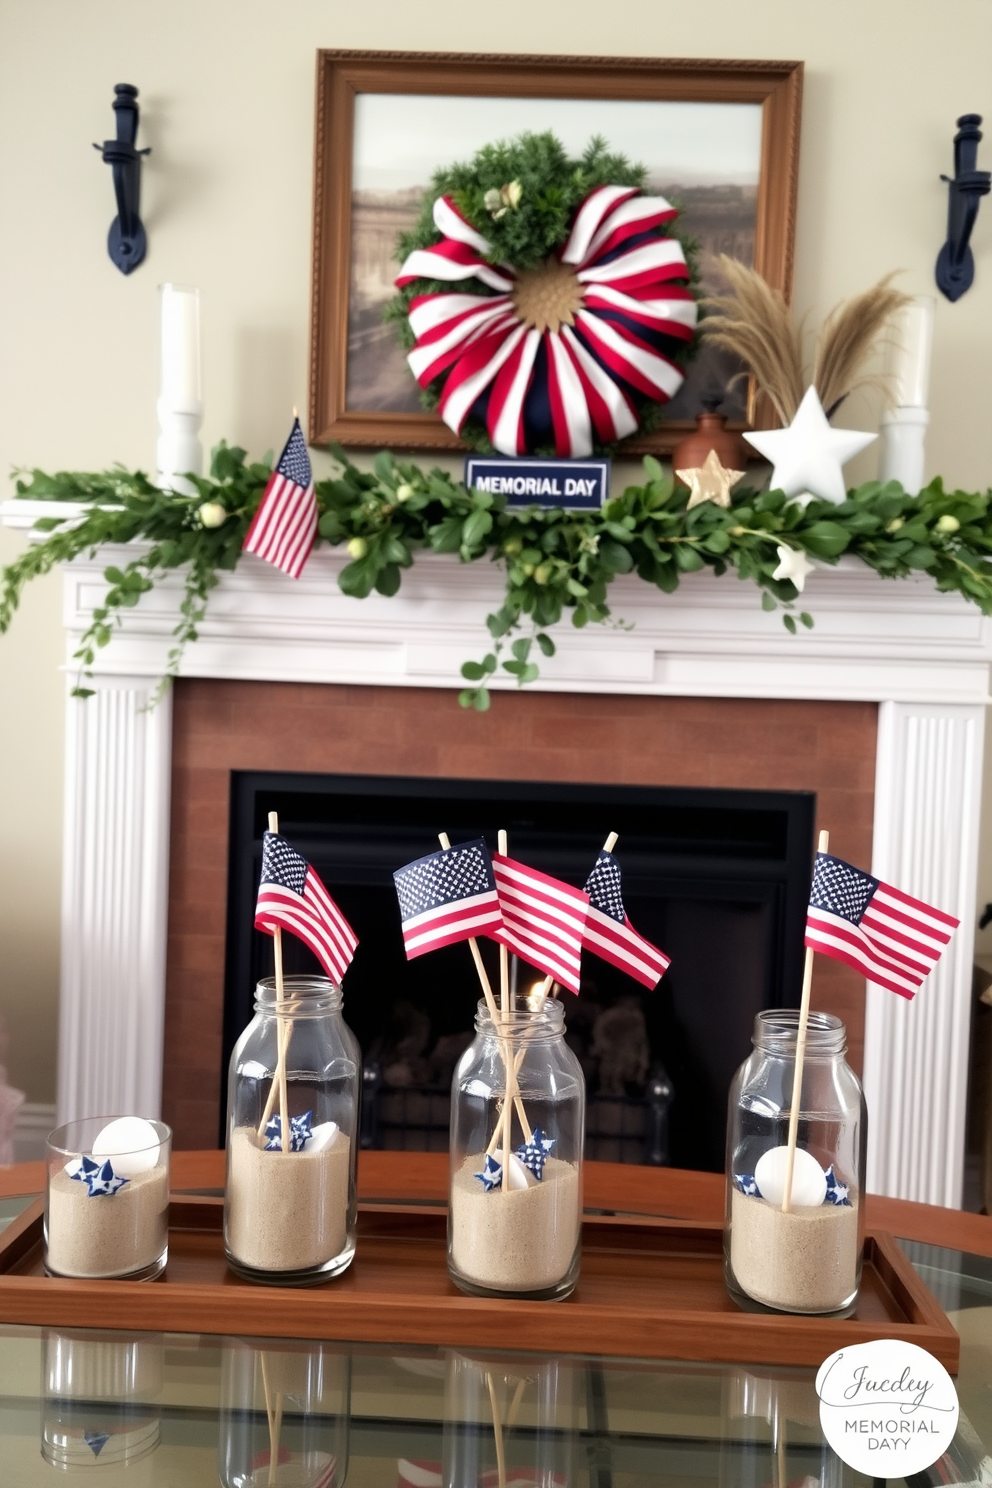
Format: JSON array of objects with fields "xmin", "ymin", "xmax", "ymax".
[
  {"xmin": 42, "ymin": 1328, "xmax": 164, "ymax": 1471},
  {"xmin": 45, "ymin": 1116, "xmax": 171, "ymax": 1280},
  {"xmin": 224, "ymin": 976, "xmax": 360, "ymax": 1285},
  {"xmin": 725, "ymin": 1010, "xmax": 866, "ymax": 1315},
  {"xmin": 443, "ymin": 1350, "xmax": 579, "ymax": 1487},
  {"xmin": 448, "ymin": 998, "xmax": 584, "ymax": 1300},
  {"xmin": 218, "ymin": 1338, "xmax": 351, "ymax": 1488}
]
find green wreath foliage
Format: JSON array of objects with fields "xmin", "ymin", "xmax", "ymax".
[
  {"xmin": 383, "ymin": 131, "xmax": 700, "ymax": 455},
  {"xmin": 3, "ymin": 444, "xmax": 992, "ymax": 709}
]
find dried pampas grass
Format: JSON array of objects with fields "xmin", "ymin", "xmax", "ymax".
[
  {"xmin": 701, "ymin": 257, "xmax": 911, "ymax": 423},
  {"xmin": 813, "ymin": 274, "xmax": 912, "ymax": 417},
  {"xmin": 700, "ymin": 258, "xmax": 804, "ymax": 424}
]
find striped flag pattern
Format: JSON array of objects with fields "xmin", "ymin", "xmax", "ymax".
[
  {"xmin": 490, "ymin": 854, "xmax": 589, "ymax": 994},
  {"xmin": 583, "ymin": 851, "xmax": 670, "ymax": 989},
  {"xmin": 395, "ymin": 186, "xmax": 696, "ymax": 458},
  {"xmin": 393, "ymin": 838, "xmax": 503, "ymax": 958},
  {"xmin": 255, "ymin": 831, "xmax": 358, "ymax": 985},
  {"xmin": 804, "ymin": 851, "xmax": 958, "ymax": 1000},
  {"xmin": 242, "ymin": 417, "xmax": 317, "ymax": 579}
]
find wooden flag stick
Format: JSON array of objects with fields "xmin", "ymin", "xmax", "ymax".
[
  {"xmin": 269, "ymin": 1392, "xmax": 284, "ymax": 1488},
  {"xmin": 497, "ymin": 830, "xmax": 515, "ymax": 1190},
  {"xmin": 257, "ymin": 811, "xmax": 291, "ymax": 1148},
  {"xmin": 534, "ymin": 831, "xmax": 619, "ymax": 1001},
  {"xmin": 485, "ymin": 1371, "xmax": 508, "ymax": 1488},
  {"xmin": 781, "ymin": 827, "xmax": 830, "ymax": 1214}
]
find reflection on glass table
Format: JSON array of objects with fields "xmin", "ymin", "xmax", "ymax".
[{"xmin": 0, "ymin": 1289, "xmax": 986, "ymax": 1486}]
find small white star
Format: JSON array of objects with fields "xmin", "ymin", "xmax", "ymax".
[
  {"xmin": 772, "ymin": 544, "xmax": 816, "ymax": 593},
  {"xmin": 744, "ymin": 386, "xmax": 876, "ymax": 504}
]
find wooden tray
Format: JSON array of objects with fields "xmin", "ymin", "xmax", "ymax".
[{"xmin": 0, "ymin": 1196, "xmax": 959, "ymax": 1372}]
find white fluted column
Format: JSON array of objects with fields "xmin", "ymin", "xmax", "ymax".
[
  {"xmin": 863, "ymin": 701, "xmax": 985, "ymax": 1206},
  {"xmin": 57, "ymin": 677, "xmax": 173, "ymax": 1124}
]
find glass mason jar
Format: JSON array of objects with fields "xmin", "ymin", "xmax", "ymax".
[
  {"xmin": 224, "ymin": 976, "xmax": 360, "ymax": 1286},
  {"xmin": 725, "ymin": 1010, "xmax": 866, "ymax": 1315},
  {"xmin": 448, "ymin": 998, "xmax": 585, "ymax": 1300},
  {"xmin": 443, "ymin": 1350, "xmax": 579, "ymax": 1488},
  {"xmin": 218, "ymin": 1338, "xmax": 351, "ymax": 1488}
]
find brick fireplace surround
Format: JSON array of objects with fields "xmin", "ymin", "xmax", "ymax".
[{"xmin": 164, "ymin": 681, "xmax": 876, "ymax": 1151}]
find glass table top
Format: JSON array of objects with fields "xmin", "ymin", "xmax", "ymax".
[{"xmin": 1, "ymin": 1194, "xmax": 991, "ymax": 1486}]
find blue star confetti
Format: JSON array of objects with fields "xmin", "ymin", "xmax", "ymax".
[
  {"xmin": 69, "ymin": 1155, "xmax": 129, "ymax": 1197},
  {"xmin": 475, "ymin": 1154, "xmax": 503, "ymax": 1192},
  {"xmin": 733, "ymin": 1172, "xmax": 760, "ymax": 1197},
  {"xmin": 264, "ymin": 1111, "xmax": 313, "ymax": 1152},
  {"xmin": 83, "ymin": 1432, "xmax": 111, "ymax": 1457},
  {"xmin": 516, "ymin": 1128, "xmax": 555, "ymax": 1181},
  {"xmin": 823, "ymin": 1164, "xmax": 852, "ymax": 1205}
]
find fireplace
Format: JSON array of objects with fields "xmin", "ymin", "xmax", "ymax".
[
  {"xmin": 223, "ymin": 771, "xmax": 815, "ymax": 1171},
  {"xmin": 5, "ymin": 509, "xmax": 981, "ymax": 1205}
]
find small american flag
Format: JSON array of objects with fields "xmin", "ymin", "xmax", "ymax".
[
  {"xmin": 393, "ymin": 838, "xmax": 502, "ymax": 958},
  {"xmin": 805, "ymin": 851, "xmax": 958, "ymax": 999},
  {"xmin": 582, "ymin": 851, "xmax": 670, "ymax": 989},
  {"xmin": 491, "ymin": 854, "xmax": 589, "ymax": 994},
  {"xmin": 242, "ymin": 417, "xmax": 318, "ymax": 579},
  {"xmin": 255, "ymin": 832, "xmax": 358, "ymax": 984}
]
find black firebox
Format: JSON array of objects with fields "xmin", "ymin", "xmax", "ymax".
[{"xmin": 224, "ymin": 772, "xmax": 814, "ymax": 1171}]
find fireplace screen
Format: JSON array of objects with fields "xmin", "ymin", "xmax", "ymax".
[{"xmin": 224, "ymin": 773, "xmax": 814, "ymax": 1171}]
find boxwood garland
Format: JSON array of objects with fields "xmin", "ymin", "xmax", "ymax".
[{"xmin": 2, "ymin": 442, "xmax": 991, "ymax": 709}]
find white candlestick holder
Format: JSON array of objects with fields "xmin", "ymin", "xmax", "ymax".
[
  {"xmin": 879, "ymin": 407, "xmax": 929, "ymax": 495},
  {"xmin": 156, "ymin": 283, "xmax": 202, "ymax": 495}
]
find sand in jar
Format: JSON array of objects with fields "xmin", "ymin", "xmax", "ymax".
[
  {"xmin": 450, "ymin": 1155, "xmax": 580, "ymax": 1293},
  {"xmin": 46, "ymin": 1166, "xmax": 169, "ymax": 1279},
  {"xmin": 729, "ymin": 1188, "xmax": 859, "ymax": 1312},
  {"xmin": 226, "ymin": 1126, "xmax": 351, "ymax": 1274}
]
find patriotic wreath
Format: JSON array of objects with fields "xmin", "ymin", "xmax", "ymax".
[{"xmin": 388, "ymin": 133, "xmax": 698, "ymax": 457}]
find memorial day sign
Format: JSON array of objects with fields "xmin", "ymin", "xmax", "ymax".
[
  {"xmin": 464, "ymin": 458, "xmax": 609, "ymax": 511},
  {"xmin": 816, "ymin": 1340, "xmax": 959, "ymax": 1477}
]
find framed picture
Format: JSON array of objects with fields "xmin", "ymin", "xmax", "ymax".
[{"xmin": 309, "ymin": 51, "xmax": 803, "ymax": 454}]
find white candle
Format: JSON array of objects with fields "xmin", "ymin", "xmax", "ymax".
[
  {"xmin": 159, "ymin": 283, "xmax": 201, "ymax": 412},
  {"xmin": 887, "ymin": 296, "xmax": 934, "ymax": 409}
]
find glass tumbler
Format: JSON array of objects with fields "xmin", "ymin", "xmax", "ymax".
[
  {"xmin": 448, "ymin": 998, "xmax": 585, "ymax": 1300},
  {"xmin": 724, "ymin": 1010, "xmax": 866, "ymax": 1314},
  {"xmin": 224, "ymin": 976, "xmax": 361, "ymax": 1285},
  {"xmin": 42, "ymin": 1328, "xmax": 164, "ymax": 1471},
  {"xmin": 45, "ymin": 1117, "xmax": 171, "ymax": 1280}
]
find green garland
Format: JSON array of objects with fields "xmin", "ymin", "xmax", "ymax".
[
  {"xmin": 383, "ymin": 131, "xmax": 700, "ymax": 455},
  {"xmin": 3, "ymin": 443, "xmax": 992, "ymax": 709}
]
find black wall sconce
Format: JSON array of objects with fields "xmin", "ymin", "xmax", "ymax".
[
  {"xmin": 935, "ymin": 113, "xmax": 990, "ymax": 302},
  {"xmin": 93, "ymin": 84, "xmax": 150, "ymax": 275}
]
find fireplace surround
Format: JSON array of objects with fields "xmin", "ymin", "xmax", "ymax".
[{"xmin": 2, "ymin": 498, "xmax": 987, "ymax": 1206}]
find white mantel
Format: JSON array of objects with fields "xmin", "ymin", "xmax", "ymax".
[{"xmin": 4, "ymin": 498, "xmax": 990, "ymax": 1206}]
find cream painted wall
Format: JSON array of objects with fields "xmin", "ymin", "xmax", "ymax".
[{"xmin": 1, "ymin": 1, "xmax": 992, "ymax": 1102}]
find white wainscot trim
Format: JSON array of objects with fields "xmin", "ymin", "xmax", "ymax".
[{"xmin": 4, "ymin": 501, "xmax": 991, "ymax": 1204}]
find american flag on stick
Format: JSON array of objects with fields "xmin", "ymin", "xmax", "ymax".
[
  {"xmin": 491, "ymin": 854, "xmax": 589, "ymax": 994},
  {"xmin": 393, "ymin": 838, "xmax": 503, "ymax": 958},
  {"xmin": 242, "ymin": 416, "xmax": 318, "ymax": 579},
  {"xmin": 255, "ymin": 831, "xmax": 358, "ymax": 984},
  {"xmin": 804, "ymin": 851, "xmax": 958, "ymax": 999},
  {"xmin": 583, "ymin": 851, "xmax": 670, "ymax": 988}
]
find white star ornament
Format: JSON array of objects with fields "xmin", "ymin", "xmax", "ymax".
[
  {"xmin": 772, "ymin": 544, "xmax": 816, "ymax": 593},
  {"xmin": 743, "ymin": 386, "xmax": 876, "ymax": 504}
]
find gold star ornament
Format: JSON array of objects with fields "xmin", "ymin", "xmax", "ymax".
[{"xmin": 676, "ymin": 448, "xmax": 746, "ymax": 510}]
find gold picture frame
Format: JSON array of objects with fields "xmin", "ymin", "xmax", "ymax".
[{"xmin": 309, "ymin": 50, "xmax": 803, "ymax": 454}]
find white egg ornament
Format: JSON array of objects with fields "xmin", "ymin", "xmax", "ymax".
[
  {"xmin": 306, "ymin": 1121, "xmax": 339, "ymax": 1154},
  {"xmin": 497, "ymin": 1151, "xmax": 536, "ymax": 1190},
  {"xmin": 91, "ymin": 1117, "xmax": 162, "ymax": 1179},
  {"xmin": 754, "ymin": 1145, "xmax": 828, "ymax": 1208}
]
